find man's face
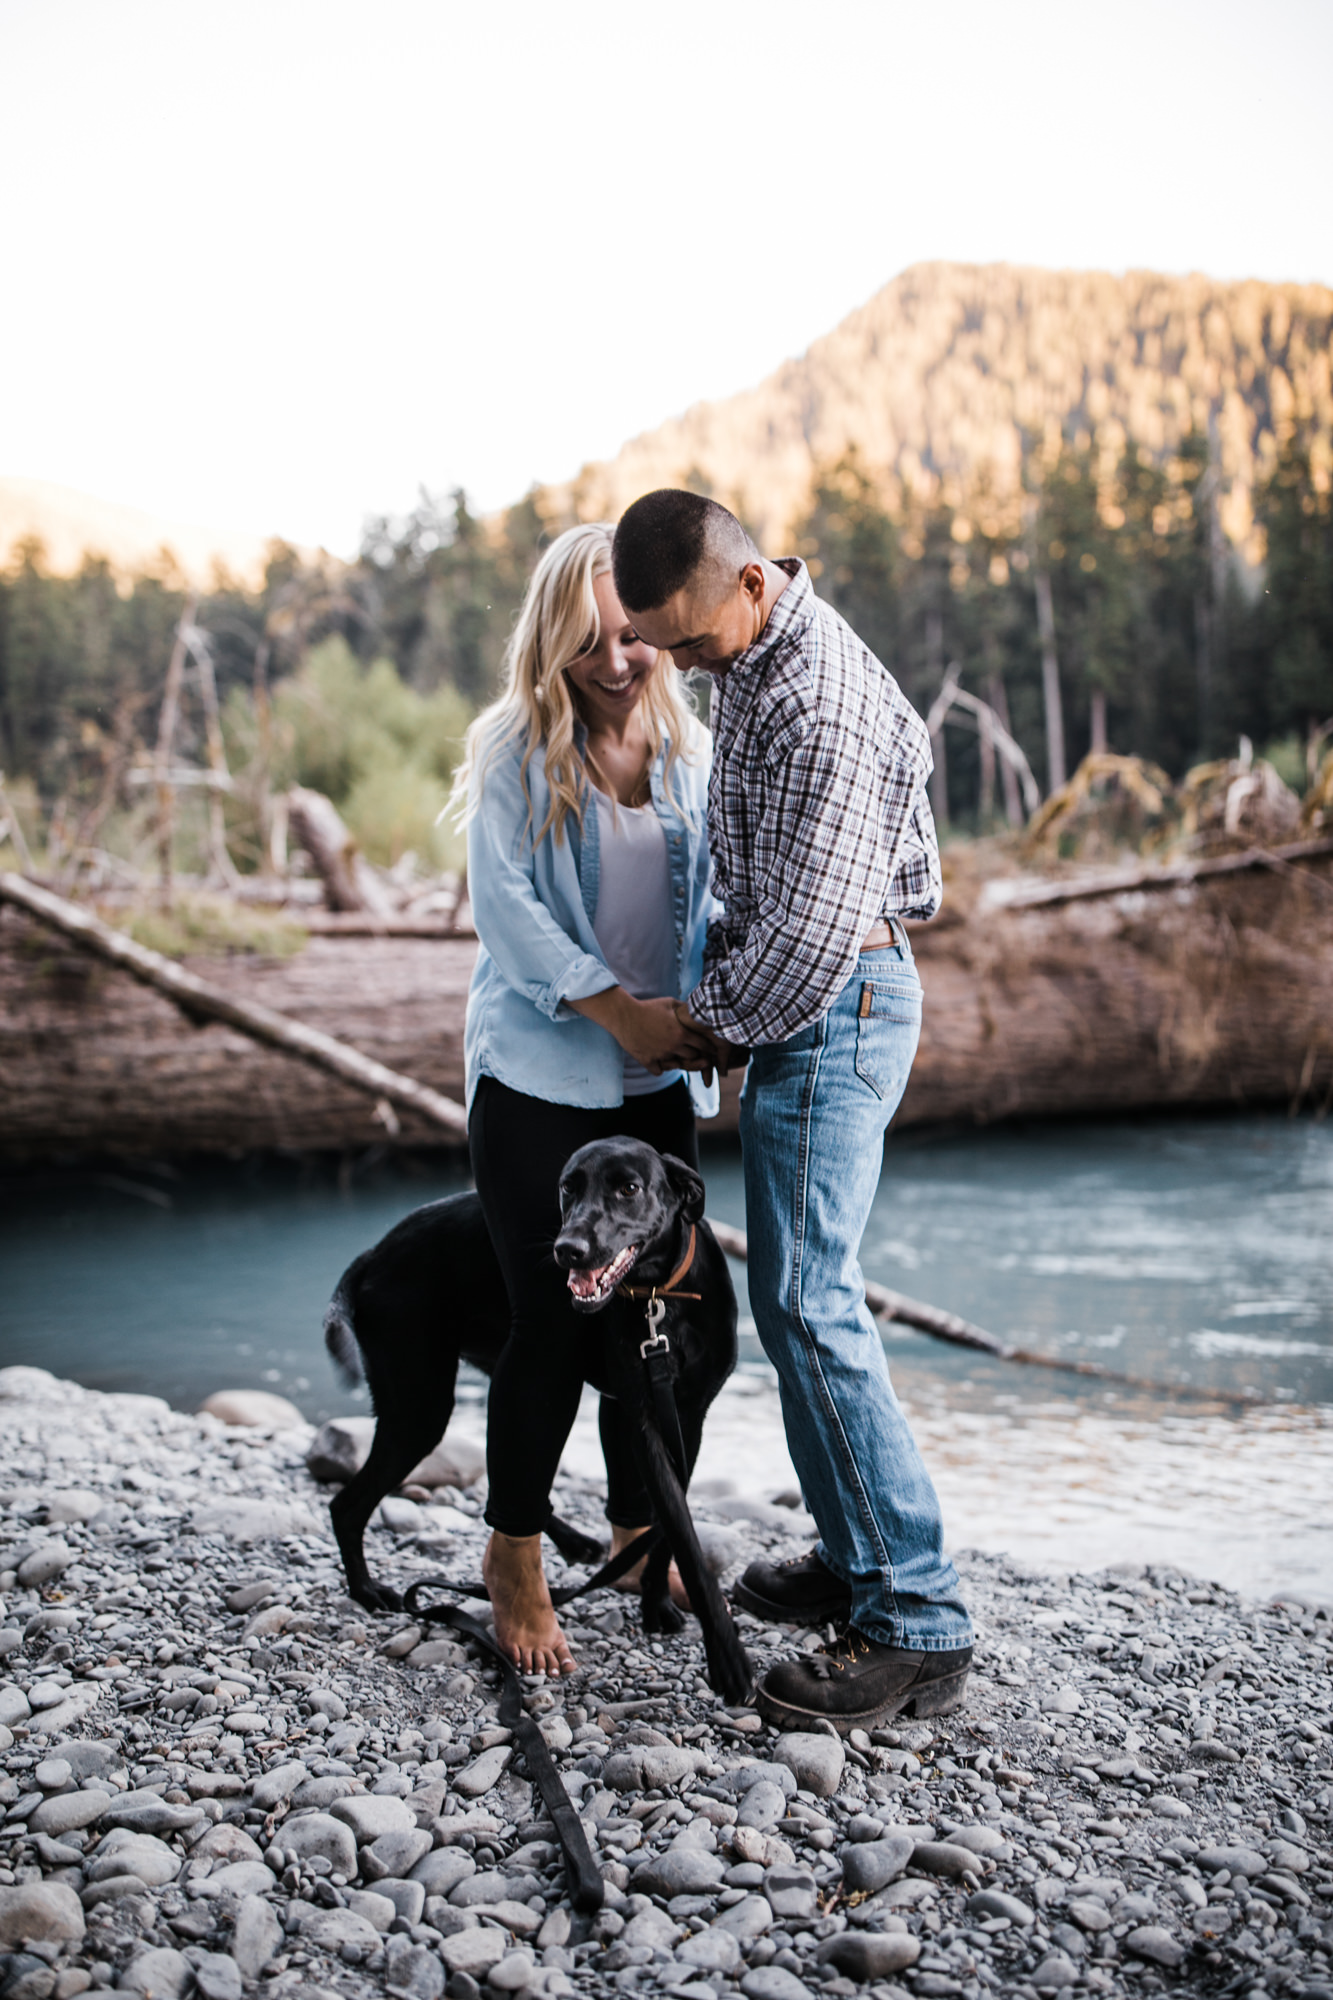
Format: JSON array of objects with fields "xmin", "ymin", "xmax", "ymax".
[{"xmin": 629, "ymin": 561, "xmax": 768, "ymax": 677}]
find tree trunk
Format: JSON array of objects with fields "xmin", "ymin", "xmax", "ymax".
[
  {"xmin": 986, "ymin": 675, "xmax": 1024, "ymax": 827},
  {"xmin": 3, "ymin": 856, "xmax": 1331, "ymax": 1157},
  {"xmin": 153, "ymin": 600, "xmax": 197, "ymax": 905},
  {"xmin": 188, "ymin": 634, "xmax": 241, "ymax": 891},
  {"xmin": 1090, "ymin": 687, "xmax": 1108, "ymax": 757},
  {"xmin": 1034, "ymin": 570, "xmax": 1066, "ymax": 795},
  {"xmin": 287, "ymin": 787, "xmax": 397, "ymax": 917},
  {"xmin": 926, "ymin": 609, "xmax": 949, "ymax": 830}
]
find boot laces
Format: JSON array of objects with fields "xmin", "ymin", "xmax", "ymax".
[{"xmin": 810, "ymin": 1625, "xmax": 872, "ymax": 1679}]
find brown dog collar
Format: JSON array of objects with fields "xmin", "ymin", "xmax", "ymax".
[{"xmin": 617, "ymin": 1223, "xmax": 701, "ymax": 1304}]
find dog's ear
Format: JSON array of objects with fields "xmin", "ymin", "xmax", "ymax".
[{"xmin": 661, "ymin": 1154, "xmax": 706, "ymax": 1224}]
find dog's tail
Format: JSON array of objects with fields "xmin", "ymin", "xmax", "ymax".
[{"xmin": 323, "ymin": 1271, "xmax": 364, "ymax": 1389}]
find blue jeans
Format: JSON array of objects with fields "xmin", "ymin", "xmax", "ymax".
[{"xmin": 739, "ymin": 933, "xmax": 972, "ymax": 1652}]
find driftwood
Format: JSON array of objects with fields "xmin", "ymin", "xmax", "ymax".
[
  {"xmin": 153, "ymin": 602, "xmax": 196, "ymax": 902},
  {"xmin": 707, "ymin": 1221, "xmax": 1004, "ymax": 1355},
  {"xmin": 0, "ymin": 872, "xmax": 467, "ymax": 1138},
  {"xmin": 979, "ymin": 835, "xmax": 1333, "ymax": 911},
  {"xmin": 707, "ymin": 1219, "xmax": 1262, "ymax": 1402},
  {"xmin": 286, "ymin": 787, "xmax": 397, "ymax": 917},
  {"xmin": 3, "ymin": 850, "xmax": 1331, "ymax": 1154}
]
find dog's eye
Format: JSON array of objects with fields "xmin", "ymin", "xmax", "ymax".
[{"xmin": 618, "ymin": 1181, "xmax": 641, "ymax": 1199}]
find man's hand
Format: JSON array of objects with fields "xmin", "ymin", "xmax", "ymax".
[
  {"xmin": 570, "ymin": 988, "xmax": 717, "ymax": 1074},
  {"xmin": 672, "ymin": 1001, "xmax": 748, "ymax": 1086}
]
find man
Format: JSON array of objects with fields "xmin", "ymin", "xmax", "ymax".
[{"xmin": 612, "ymin": 490, "xmax": 972, "ymax": 1731}]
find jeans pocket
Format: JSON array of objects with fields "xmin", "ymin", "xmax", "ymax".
[{"xmin": 854, "ymin": 979, "xmax": 922, "ymax": 1100}]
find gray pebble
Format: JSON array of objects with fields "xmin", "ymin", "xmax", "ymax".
[{"xmin": 741, "ymin": 1967, "xmax": 810, "ymax": 2000}]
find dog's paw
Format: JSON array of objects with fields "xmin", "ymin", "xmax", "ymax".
[
  {"xmin": 706, "ymin": 1643, "xmax": 756, "ymax": 1706},
  {"xmin": 642, "ymin": 1596, "xmax": 686, "ymax": 1635},
  {"xmin": 353, "ymin": 1581, "xmax": 403, "ymax": 1615}
]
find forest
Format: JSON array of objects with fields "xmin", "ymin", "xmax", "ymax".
[{"xmin": 0, "ymin": 428, "xmax": 1329, "ymax": 878}]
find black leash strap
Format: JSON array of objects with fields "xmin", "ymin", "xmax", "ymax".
[{"xmin": 404, "ymin": 1529, "xmax": 660, "ymax": 1914}]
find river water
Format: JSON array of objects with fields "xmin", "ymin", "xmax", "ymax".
[{"xmin": 3, "ymin": 1112, "xmax": 1330, "ymax": 1600}]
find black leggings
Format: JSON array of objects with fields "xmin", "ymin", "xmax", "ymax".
[{"xmin": 469, "ymin": 1073, "xmax": 701, "ymax": 1538}]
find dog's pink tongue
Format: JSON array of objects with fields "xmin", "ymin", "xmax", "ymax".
[{"xmin": 567, "ymin": 1266, "xmax": 608, "ymax": 1299}]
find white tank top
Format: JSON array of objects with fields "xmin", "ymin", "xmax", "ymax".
[{"xmin": 590, "ymin": 787, "xmax": 681, "ymax": 1098}]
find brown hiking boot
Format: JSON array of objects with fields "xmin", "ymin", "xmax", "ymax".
[
  {"xmin": 733, "ymin": 1549, "xmax": 853, "ymax": 1626},
  {"xmin": 756, "ymin": 1625, "xmax": 972, "ymax": 1733}
]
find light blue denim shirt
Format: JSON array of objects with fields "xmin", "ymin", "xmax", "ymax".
[{"xmin": 464, "ymin": 721, "xmax": 720, "ymax": 1118}]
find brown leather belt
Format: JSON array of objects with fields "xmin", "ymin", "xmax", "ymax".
[{"xmin": 861, "ymin": 919, "xmax": 902, "ymax": 953}]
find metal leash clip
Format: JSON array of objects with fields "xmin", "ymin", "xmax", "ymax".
[{"xmin": 640, "ymin": 1294, "xmax": 669, "ymax": 1357}]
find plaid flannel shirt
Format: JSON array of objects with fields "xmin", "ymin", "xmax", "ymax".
[{"xmin": 690, "ymin": 559, "xmax": 941, "ymax": 1047}]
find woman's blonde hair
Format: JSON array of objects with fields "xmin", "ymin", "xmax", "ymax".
[{"xmin": 454, "ymin": 522, "xmax": 702, "ymax": 847}]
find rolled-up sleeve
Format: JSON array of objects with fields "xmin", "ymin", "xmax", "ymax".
[
  {"xmin": 690, "ymin": 720, "xmax": 929, "ymax": 1046},
  {"xmin": 466, "ymin": 756, "xmax": 613, "ymax": 1021}
]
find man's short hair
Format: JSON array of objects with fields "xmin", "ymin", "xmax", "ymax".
[{"xmin": 612, "ymin": 489, "xmax": 758, "ymax": 613}]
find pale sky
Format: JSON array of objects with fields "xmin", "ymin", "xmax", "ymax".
[{"xmin": 4, "ymin": 0, "xmax": 1330, "ymax": 557}]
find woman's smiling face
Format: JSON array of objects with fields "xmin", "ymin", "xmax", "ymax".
[{"xmin": 563, "ymin": 571, "xmax": 658, "ymax": 731}]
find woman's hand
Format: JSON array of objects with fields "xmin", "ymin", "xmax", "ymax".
[{"xmin": 571, "ymin": 987, "xmax": 718, "ymax": 1074}]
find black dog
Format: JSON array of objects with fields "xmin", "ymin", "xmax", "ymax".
[{"xmin": 323, "ymin": 1137, "xmax": 752, "ymax": 1702}]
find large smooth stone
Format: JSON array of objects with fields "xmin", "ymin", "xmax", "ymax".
[
  {"xmin": 1126, "ymin": 1926, "xmax": 1186, "ymax": 1967},
  {"xmin": 369, "ymin": 1877, "xmax": 426, "ymax": 1926},
  {"xmin": 741, "ymin": 1969, "xmax": 809, "ymax": 2000},
  {"xmin": 840, "ymin": 1832, "xmax": 914, "ymax": 1894},
  {"xmin": 331, "ymin": 1794, "xmax": 415, "ymax": 1844},
  {"xmin": 440, "ymin": 1929, "xmax": 507, "ymax": 1976},
  {"xmin": 633, "ymin": 1848, "xmax": 726, "ymax": 1898},
  {"xmin": 229, "ymin": 1895, "xmax": 283, "ymax": 1980},
  {"xmin": 383, "ymin": 1938, "xmax": 445, "ymax": 1999},
  {"xmin": 912, "ymin": 1839, "xmax": 981, "ymax": 1879},
  {"xmin": 346, "ymin": 1890, "xmax": 397, "ymax": 1933},
  {"xmin": 119, "ymin": 1948, "xmax": 191, "ymax": 1999},
  {"xmin": 296, "ymin": 1907, "xmax": 382, "ymax": 1952},
  {"xmin": 0, "ymin": 1883, "xmax": 85, "ymax": 1946},
  {"xmin": 967, "ymin": 1889, "xmax": 1034, "ymax": 1926},
  {"xmin": 191, "ymin": 1956, "xmax": 243, "ymax": 2000},
  {"xmin": 250, "ymin": 1762, "xmax": 307, "ymax": 1811},
  {"xmin": 198, "ymin": 1862, "xmax": 275, "ymax": 1900},
  {"xmin": 736, "ymin": 1781, "xmax": 788, "ymax": 1831},
  {"xmin": 29, "ymin": 1789, "xmax": 111, "ymax": 1837},
  {"xmin": 1196, "ymin": 1844, "xmax": 1268, "ymax": 1877},
  {"xmin": 282, "ymin": 1811, "xmax": 358, "ymax": 1878},
  {"xmin": 816, "ymin": 1932, "xmax": 922, "ymax": 1977},
  {"xmin": 712, "ymin": 1894, "xmax": 773, "ymax": 1938},
  {"xmin": 764, "ymin": 1867, "xmax": 818, "ymax": 1922},
  {"xmin": 452, "ymin": 1746, "xmax": 512, "ymax": 1798},
  {"xmin": 88, "ymin": 1836, "xmax": 180, "ymax": 1888},
  {"xmin": 409, "ymin": 1848, "xmax": 477, "ymax": 1896},
  {"xmin": 676, "ymin": 1929, "xmax": 741, "ymax": 1972},
  {"xmin": 771, "ymin": 1732, "xmax": 844, "ymax": 1799},
  {"xmin": 198, "ymin": 1390, "xmax": 304, "ymax": 1430},
  {"xmin": 17, "ymin": 1542, "xmax": 72, "ymax": 1588},
  {"xmin": 361, "ymin": 1828, "xmax": 432, "ymax": 1881}
]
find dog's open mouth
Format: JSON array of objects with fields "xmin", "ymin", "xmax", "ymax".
[{"xmin": 566, "ymin": 1245, "xmax": 639, "ymax": 1307}]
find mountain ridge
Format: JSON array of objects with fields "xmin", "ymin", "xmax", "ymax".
[{"xmin": 546, "ymin": 261, "xmax": 1333, "ymax": 556}]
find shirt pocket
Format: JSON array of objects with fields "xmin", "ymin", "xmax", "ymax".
[{"xmin": 854, "ymin": 973, "xmax": 923, "ymax": 1101}]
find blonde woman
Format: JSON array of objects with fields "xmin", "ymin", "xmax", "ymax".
[{"xmin": 457, "ymin": 523, "xmax": 719, "ymax": 1675}]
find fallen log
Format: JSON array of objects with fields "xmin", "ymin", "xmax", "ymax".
[
  {"xmin": 0, "ymin": 871, "xmax": 467, "ymax": 1138},
  {"xmin": 978, "ymin": 834, "xmax": 1333, "ymax": 910},
  {"xmin": 3, "ymin": 849, "xmax": 1331, "ymax": 1152},
  {"xmin": 707, "ymin": 1218, "xmax": 1262, "ymax": 1403},
  {"xmin": 706, "ymin": 1220, "xmax": 1005, "ymax": 1356}
]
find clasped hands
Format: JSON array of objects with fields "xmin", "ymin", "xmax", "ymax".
[
  {"xmin": 572, "ymin": 987, "xmax": 747, "ymax": 1082},
  {"xmin": 615, "ymin": 993, "xmax": 747, "ymax": 1083}
]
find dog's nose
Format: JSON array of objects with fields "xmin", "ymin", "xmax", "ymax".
[{"xmin": 554, "ymin": 1232, "xmax": 589, "ymax": 1269}]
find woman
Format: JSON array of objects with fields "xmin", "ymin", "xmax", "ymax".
[{"xmin": 456, "ymin": 522, "xmax": 718, "ymax": 1675}]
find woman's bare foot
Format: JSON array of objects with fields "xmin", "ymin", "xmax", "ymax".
[
  {"xmin": 610, "ymin": 1524, "xmax": 691, "ymax": 1610},
  {"xmin": 483, "ymin": 1532, "xmax": 575, "ymax": 1676}
]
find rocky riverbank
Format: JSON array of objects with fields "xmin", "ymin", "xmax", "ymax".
[{"xmin": 1, "ymin": 1366, "xmax": 1331, "ymax": 2000}]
